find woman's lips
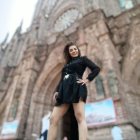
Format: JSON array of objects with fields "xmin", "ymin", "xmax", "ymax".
[{"xmin": 72, "ymin": 52, "xmax": 77, "ymax": 55}]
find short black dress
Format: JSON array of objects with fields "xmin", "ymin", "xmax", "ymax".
[{"xmin": 55, "ymin": 56, "xmax": 100, "ymax": 106}]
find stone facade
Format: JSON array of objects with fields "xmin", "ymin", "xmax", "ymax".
[{"xmin": 0, "ymin": 0, "xmax": 140, "ymax": 140}]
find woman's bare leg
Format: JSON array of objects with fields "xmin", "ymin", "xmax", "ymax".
[
  {"xmin": 73, "ymin": 101, "xmax": 87, "ymax": 140},
  {"xmin": 47, "ymin": 104, "xmax": 69, "ymax": 140}
]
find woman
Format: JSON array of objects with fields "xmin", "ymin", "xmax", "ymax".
[{"xmin": 47, "ymin": 42, "xmax": 100, "ymax": 140}]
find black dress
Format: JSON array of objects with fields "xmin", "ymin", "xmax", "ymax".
[{"xmin": 55, "ymin": 56, "xmax": 100, "ymax": 106}]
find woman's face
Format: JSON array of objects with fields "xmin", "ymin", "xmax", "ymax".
[{"xmin": 69, "ymin": 45, "xmax": 79, "ymax": 58}]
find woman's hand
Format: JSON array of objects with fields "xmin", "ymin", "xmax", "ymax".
[
  {"xmin": 77, "ymin": 78, "xmax": 89, "ymax": 85},
  {"xmin": 53, "ymin": 92, "xmax": 58, "ymax": 103}
]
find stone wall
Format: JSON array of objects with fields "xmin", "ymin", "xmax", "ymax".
[
  {"xmin": 88, "ymin": 124, "xmax": 137, "ymax": 140},
  {"xmin": 107, "ymin": 5, "xmax": 140, "ymax": 140}
]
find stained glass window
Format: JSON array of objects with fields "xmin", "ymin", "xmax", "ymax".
[{"xmin": 119, "ymin": 0, "xmax": 134, "ymax": 9}]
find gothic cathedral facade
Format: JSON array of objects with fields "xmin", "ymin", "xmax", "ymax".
[{"xmin": 0, "ymin": 0, "xmax": 140, "ymax": 139}]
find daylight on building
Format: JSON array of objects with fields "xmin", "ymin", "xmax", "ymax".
[{"xmin": 0, "ymin": 0, "xmax": 140, "ymax": 140}]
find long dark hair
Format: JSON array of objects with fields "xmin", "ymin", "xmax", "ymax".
[{"xmin": 63, "ymin": 42, "xmax": 81, "ymax": 63}]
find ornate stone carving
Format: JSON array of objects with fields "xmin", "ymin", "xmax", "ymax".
[{"xmin": 54, "ymin": 9, "xmax": 82, "ymax": 32}]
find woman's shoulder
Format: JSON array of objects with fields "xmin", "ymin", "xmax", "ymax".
[
  {"xmin": 80, "ymin": 56, "xmax": 95, "ymax": 64},
  {"xmin": 80, "ymin": 55, "xmax": 88, "ymax": 61},
  {"xmin": 80, "ymin": 56, "xmax": 89, "ymax": 65},
  {"xmin": 80, "ymin": 56, "xmax": 86, "ymax": 58}
]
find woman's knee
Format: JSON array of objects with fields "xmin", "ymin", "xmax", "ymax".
[
  {"xmin": 50, "ymin": 114, "xmax": 59, "ymax": 126},
  {"xmin": 74, "ymin": 111, "xmax": 85, "ymax": 123}
]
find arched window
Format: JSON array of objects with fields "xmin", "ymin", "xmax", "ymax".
[{"xmin": 119, "ymin": 0, "xmax": 134, "ymax": 10}]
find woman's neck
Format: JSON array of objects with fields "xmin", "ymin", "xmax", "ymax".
[{"xmin": 71, "ymin": 56, "xmax": 80, "ymax": 60}]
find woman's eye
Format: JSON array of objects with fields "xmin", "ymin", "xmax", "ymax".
[{"xmin": 69, "ymin": 48, "xmax": 77, "ymax": 52}]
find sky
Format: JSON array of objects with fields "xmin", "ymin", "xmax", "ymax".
[{"xmin": 0, "ymin": 0, "xmax": 38, "ymax": 43}]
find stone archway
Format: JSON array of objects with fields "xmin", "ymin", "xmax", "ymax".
[{"xmin": 30, "ymin": 64, "xmax": 64, "ymax": 140}]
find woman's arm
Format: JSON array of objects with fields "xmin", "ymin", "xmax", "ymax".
[{"xmin": 83, "ymin": 56, "xmax": 100, "ymax": 81}]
